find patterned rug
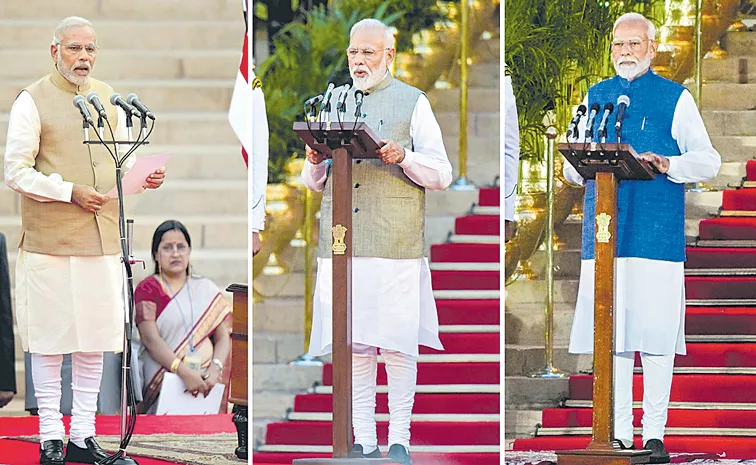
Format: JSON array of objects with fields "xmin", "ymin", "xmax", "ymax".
[
  {"xmin": 504, "ymin": 451, "xmax": 756, "ymax": 465},
  {"xmin": 15, "ymin": 433, "xmax": 242, "ymax": 465}
]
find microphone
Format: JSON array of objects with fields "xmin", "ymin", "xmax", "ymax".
[
  {"xmin": 565, "ymin": 104, "xmax": 587, "ymax": 140},
  {"xmin": 304, "ymin": 94, "xmax": 323, "ymax": 108},
  {"xmin": 597, "ymin": 102, "xmax": 615, "ymax": 142},
  {"xmin": 615, "ymin": 95, "xmax": 630, "ymax": 142},
  {"xmin": 126, "ymin": 93, "xmax": 156, "ymax": 120},
  {"xmin": 583, "ymin": 103, "xmax": 601, "ymax": 143},
  {"xmin": 336, "ymin": 83, "xmax": 352, "ymax": 113},
  {"xmin": 73, "ymin": 95, "xmax": 94, "ymax": 124},
  {"xmin": 110, "ymin": 93, "xmax": 140, "ymax": 117},
  {"xmin": 87, "ymin": 92, "xmax": 107, "ymax": 119},
  {"xmin": 354, "ymin": 90, "xmax": 364, "ymax": 118},
  {"xmin": 318, "ymin": 82, "xmax": 336, "ymax": 115}
]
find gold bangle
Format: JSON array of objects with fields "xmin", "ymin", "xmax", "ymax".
[{"xmin": 170, "ymin": 358, "xmax": 181, "ymax": 374}]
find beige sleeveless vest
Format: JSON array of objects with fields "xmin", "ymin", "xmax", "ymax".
[
  {"xmin": 317, "ymin": 73, "xmax": 426, "ymax": 259},
  {"xmin": 20, "ymin": 66, "xmax": 120, "ymax": 256}
]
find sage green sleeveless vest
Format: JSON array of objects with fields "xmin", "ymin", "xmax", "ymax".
[{"xmin": 317, "ymin": 73, "xmax": 426, "ymax": 259}]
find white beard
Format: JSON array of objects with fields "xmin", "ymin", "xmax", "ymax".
[
  {"xmin": 56, "ymin": 54, "xmax": 90, "ymax": 86},
  {"xmin": 613, "ymin": 54, "xmax": 652, "ymax": 81},
  {"xmin": 350, "ymin": 57, "xmax": 388, "ymax": 91}
]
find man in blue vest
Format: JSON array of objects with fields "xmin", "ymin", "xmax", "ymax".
[{"xmin": 564, "ymin": 12, "xmax": 721, "ymax": 463}]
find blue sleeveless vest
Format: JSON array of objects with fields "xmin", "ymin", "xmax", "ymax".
[{"xmin": 581, "ymin": 71, "xmax": 686, "ymax": 262}]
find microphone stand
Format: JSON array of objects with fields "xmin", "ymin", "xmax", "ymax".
[{"xmin": 82, "ymin": 110, "xmax": 153, "ymax": 465}]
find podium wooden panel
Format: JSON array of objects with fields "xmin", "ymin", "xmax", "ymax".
[
  {"xmin": 292, "ymin": 122, "xmax": 394, "ymax": 464},
  {"xmin": 226, "ymin": 283, "xmax": 248, "ymax": 460},
  {"xmin": 556, "ymin": 143, "xmax": 652, "ymax": 464}
]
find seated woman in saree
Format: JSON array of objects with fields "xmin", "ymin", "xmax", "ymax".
[{"xmin": 132, "ymin": 220, "xmax": 232, "ymax": 414}]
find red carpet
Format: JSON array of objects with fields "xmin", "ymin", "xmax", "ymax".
[
  {"xmin": 0, "ymin": 414, "xmax": 235, "ymax": 464},
  {"xmin": 512, "ymin": 171, "xmax": 756, "ymax": 458},
  {"xmin": 254, "ymin": 188, "xmax": 501, "ymax": 464}
]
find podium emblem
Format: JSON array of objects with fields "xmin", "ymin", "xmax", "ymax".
[
  {"xmin": 332, "ymin": 224, "xmax": 347, "ymax": 255},
  {"xmin": 596, "ymin": 213, "xmax": 612, "ymax": 243}
]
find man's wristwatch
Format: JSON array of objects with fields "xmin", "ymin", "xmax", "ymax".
[{"xmin": 211, "ymin": 358, "xmax": 224, "ymax": 374}]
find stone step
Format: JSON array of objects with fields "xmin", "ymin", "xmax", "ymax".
[
  {"xmin": 254, "ymin": 332, "xmax": 306, "ymax": 365},
  {"xmin": 686, "ymin": 190, "xmax": 724, "ymax": 220},
  {"xmin": 252, "ymin": 364, "xmax": 322, "ymax": 393},
  {"xmin": 0, "ymin": 20, "xmax": 242, "ymax": 51},
  {"xmin": 1, "ymin": 144, "xmax": 247, "ymax": 180},
  {"xmin": 722, "ymin": 31, "xmax": 756, "ymax": 57},
  {"xmin": 252, "ymin": 297, "xmax": 306, "ymax": 334},
  {"xmin": 427, "ymin": 88, "xmax": 500, "ymax": 113},
  {"xmin": 505, "ymin": 345, "xmax": 591, "ymax": 377},
  {"xmin": 703, "ymin": 56, "xmax": 756, "ymax": 83},
  {"xmin": 0, "ymin": 214, "xmax": 246, "ymax": 251},
  {"xmin": 0, "ymin": 111, "xmax": 238, "ymax": 146},
  {"xmin": 710, "ymin": 161, "xmax": 747, "ymax": 189},
  {"xmin": 504, "ymin": 376, "xmax": 569, "ymax": 409},
  {"xmin": 504, "ymin": 409, "xmax": 543, "ymax": 440},
  {"xmin": 504, "ymin": 302, "xmax": 576, "ymax": 346},
  {"xmin": 0, "ymin": 79, "xmax": 235, "ymax": 113},
  {"xmin": 254, "ymin": 272, "xmax": 305, "ymax": 299},
  {"xmin": 436, "ymin": 111, "xmax": 499, "ymax": 139},
  {"xmin": 0, "ymin": 50, "xmax": 241, "ymax": 81},
  {"xmin": 443, "ymin": 135, "xmax": 500, "ymax": 187},
  {"xmin": 252, "ymin": 392, "xmax": 296, "ymax": 421},
  {"xmin": 711, "ymin": 136, "xmax": 756, "ymax": 163},
  {"xmin": 527, "ymin": 248, "xmax": 582, "ymax": 279},
  {"xmin": 702, "ymin": 110, "xmax": 756, "ymax": 136},
  {"xmin": 702, "ymin": 82, "xmax": 756, "ymax": 111},
  {"xmin": 1, "ymin": 0, "xmax": 245, "ymax": 21}
]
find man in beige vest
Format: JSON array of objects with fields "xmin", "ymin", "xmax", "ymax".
[
  {"xmin": 302, "ymin": 18, "xmax": 452, "ymax": 465},
  {"xmin": 4, "ymin": 17, "xmax": 165, "ymax": 465}
]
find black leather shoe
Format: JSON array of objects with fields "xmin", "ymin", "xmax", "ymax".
[
  {"xmin": 644, "ymin": 439, "xmax": 671, "ymax": 464},
  {"xmin": 349, "ymin": 444, "xmax": 382, "ymax": 458},
  {"xmin": 40, "ymin": 440, "xmax": 65, "ymax": 465},
  {"xmin": 613, "ymin": 438, "xmax": 636, "ymax": 450},
  {"xmin": 65, "ymin": 437, "xmax": 110, "ymax": 464},
  {"xmin": 387, "ymin": 444, "xmax": 412, "ymax": 465}
]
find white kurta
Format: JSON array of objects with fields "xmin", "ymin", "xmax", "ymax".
[
  {"xmin": 504, "ymin": 68, "xmax": 520, "ymax": 222},
  {"xmin": 5, "ymin": 90, "xmax": 131, "ymax": 354},
  {"xmin": 303, "ymin": 94, "xmax": 452, "ymax": 357},
  {"xmin": 566, "ymin": 89, "xmax": 721, "ymax": 355},
  {"xmin": 252, "ymin": 70, "xmax": 268, "ymax": 233}
]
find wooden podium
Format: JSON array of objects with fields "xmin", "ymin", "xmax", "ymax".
[
  {"xmin": 291, "ymin": 121, "xmax": 394, "ymax": 464},
  {"xmin": 556, "ymin": 143, "xmax": 654, "ymax": 464},
  {"xmin": 226, "ymin": 283, "xmax": 248, "ymax": 460}
]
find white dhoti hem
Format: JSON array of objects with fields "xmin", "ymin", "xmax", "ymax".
[
  {"xmin": 16, "ymin": 250, "xmax": 125, "ymax": 354},
  {"xmin": 308, "ymin": 257, "xmax": 443, "ymax": 358},
  {"xmin": 568, "ymin": 257, "xmax": 686, "ymax": 355}
]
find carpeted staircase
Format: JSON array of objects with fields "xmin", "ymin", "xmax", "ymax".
[
  {"xmin": 252, "ymin": 187, "xmax": 501, "ymax": 465},
  {"xmin": 511, "ymin": 161, "xmax": 756, "ymax": 458}
]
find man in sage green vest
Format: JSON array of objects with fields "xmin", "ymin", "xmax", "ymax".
[
  {"xmin": 4, "ymin": 17, "xmax": 165, "ymax": 465},
  {"xmin": 302, "ymin": 18, "xmax": 453, "ymax": 465}
]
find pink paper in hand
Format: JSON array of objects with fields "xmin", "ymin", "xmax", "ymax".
[{"xmin": 106, "ymin": 153, "xmax": 171, "ymax": 198}]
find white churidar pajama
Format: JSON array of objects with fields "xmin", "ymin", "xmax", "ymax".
[
  {"xmin": 565, "ymin": 89, "xmax": 721, "ymax": 442},
  {"xmin": 302, "ymin": 94, "xmax": 452, "ymax": 450},
  {"xmin": 5, "ymin": 91, "xmax": 132, "ymax": 443}
]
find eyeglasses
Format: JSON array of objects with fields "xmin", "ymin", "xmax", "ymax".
[
  {"xmin": 611, "ymin": 39, "xmax": 649, "ymax": 52},
  {"xmin": 346, "ymin": 48, "xmax": 390, "ymax": 59},
  {"xmin": 57, "ymin": 42, "xmax": 98, "ymax": 57},
  {"xmin": 159, "ymin": 243, "xmax": 190, "ymax": 255}
]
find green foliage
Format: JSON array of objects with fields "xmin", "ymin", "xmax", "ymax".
[
  {"xmin": 258, "ymin": 3, "xmax": 403, "ymax": 183},
  {"xmin": 505, "ymin": 0, "xmax": 664, "ymax": 162}
]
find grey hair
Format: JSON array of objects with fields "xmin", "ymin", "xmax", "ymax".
[
  {"xmin": 613, "ymin": 12, "xmax": 656, "ymax": 41},
  {"xmin": 52, "ymin": 16, "xmax": 95, "ymax": 45},
  {"xmin": 350, "ymin": 19, "xmax": 395, "ymax": 49}
]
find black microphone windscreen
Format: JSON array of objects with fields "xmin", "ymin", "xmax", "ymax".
[{"xmin": 590, "ymin": 103, "xmax": 601, "ymax": 112}]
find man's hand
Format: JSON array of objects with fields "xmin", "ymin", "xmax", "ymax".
[
  {"xmin": 505, "ymin": 220, "xmax": 516, "ymax": 243},
  {"xmin": 144, "ymin": 167, "xmax": 166, "ymax": 189},
  {"xmin": 0, "ymin": 391, "xmax": 14, "ymax": 408},
  {"xmin": 377, "ymin": 139, "xmax": 405, "ymax": 165},
  {"xmin": 637, "ymin": 152, "xmax": 670, "ymax": 174},
  {"xmin": 71, "ymin": 185, "xmax": 109, "ymax": 213},
  {"xmin": 305, "ymin": 145, "xmax": 327, "ymax": 165},
  {"xmin": 253, "ymin": 232, "xmax": 262, "ymax": 256}
]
